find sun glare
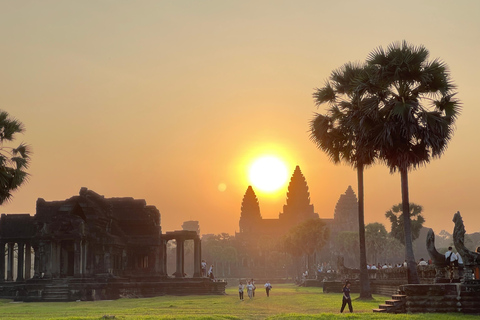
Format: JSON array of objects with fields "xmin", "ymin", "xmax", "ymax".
[{"xmin": 248, "ymin": 156, "xmax": 289, "ymax": 193}]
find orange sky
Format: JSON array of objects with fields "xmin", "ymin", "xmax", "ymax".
[{"xmin": 1, "ymin": 1, "xmax": 479, "ymax": 236}]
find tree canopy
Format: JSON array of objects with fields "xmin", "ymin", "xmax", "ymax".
[
  {"xmin": 282, "ymin": 219, "xmax": 330, "ymax": 257},
  {"xmin": 386, "ymin": 203, "xmax": 425, "ymax": 245},
  {"xmin": 0, "ymin": 110, "xmax": 31, "ymax": 205}
]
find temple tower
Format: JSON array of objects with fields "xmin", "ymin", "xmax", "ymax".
[
  {"xmin": 332, "ymin": 185, "xmax": 358, "ymax": 232},
  {"xmin": 239, "ymin": 186, "xmax": 262, "ymax": 234},
  {"xmin": 279, "ymin": 165, "xmax": 318, "ymax": 226}
]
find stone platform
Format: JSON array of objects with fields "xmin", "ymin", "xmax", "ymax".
[
  {"xmin": 0, "ymin": 277, "xmax": 227, "ymax": 302},
  {"xmin": 400, "ymin": 283, "xmax": 480, "ymax": 313}
]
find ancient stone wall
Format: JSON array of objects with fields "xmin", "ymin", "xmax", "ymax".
[{"xmin": 401, "ymin": 283, "xmax": 480, "ymax": 313}]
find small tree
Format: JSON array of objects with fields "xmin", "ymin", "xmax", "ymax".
[
  {"xmin": 386, "ymin": 203, "xmax": 425, "ymax": 245},
  {"xmin": 282, "ymin": 219, "xmax": 330, "ymax": 277},
  {"xmin": 365, "ymin": 223, "xmax": 388, "ymax": 264},
  {"xmin": 0, "ymin": 110, "xmax": 31, "ymax": 204}
]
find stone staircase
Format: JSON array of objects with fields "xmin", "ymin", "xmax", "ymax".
[
  {"xmin": 373, "ymin": 294, "xmax": 406, "ymax": 313},
  {"xmin": 42, "ymin": 280, "xmax": 70, "ymax": 302}
]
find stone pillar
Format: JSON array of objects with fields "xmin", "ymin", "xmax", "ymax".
[
  {"xmin": 154, "ymin": 245, "xmax": 161, "ymax": 275},
  {"xmin": 16, "ymin": 242, "xmax": 25, "ymax": 282},
  {"xmin": 174, "ymin": 238, "xmax": 185, "ymax": 278},
  {"xmin": 74, "ymin": 241, "xmax": 81, "ymax": 277},
  {"xmin": 82, "ymin": 241, "xmax": 88, "ymax": 275},
  {"xmin": 42, "ymin": 242, "xmax": 52, "ymax": 278},
  {"xmin": 49, "ymin": 242, "xmax": 56, "ymax": 277},
  {"xmin": 193, "ymin": 238, "xmax": 201, "ymax": 278},
  {"xmin": 80, "ymin": 240, "xmax": 85, "ymax": 276},
  {"xmin": 104, "ymin": 251, "xmax": 111, "ymax": 274},
  {"xmin": 56, "ymin": 242, "xmax": 61, "ymax": 277},
  {"xmin": 33, "ymin": 245, "xmax": 40, "ymax": 278},
  {"xmin": 0, "ymin": 242, "xmax": 5, "ymax": 281},
  {"xmin": 161, "ymin": 240, "xmax": 167, "ymax": 276},
  {"xmin": 6, "ymin": 243, "xmax": 14, "ymax": 281},
  {"xmin": 24, "ymin": 243, "xmax": 31, "ymax": 280}
]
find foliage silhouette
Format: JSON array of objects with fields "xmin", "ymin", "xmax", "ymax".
[{"xmin": 0, "ymin": 110, "xmax": 31, "ymax": 205}]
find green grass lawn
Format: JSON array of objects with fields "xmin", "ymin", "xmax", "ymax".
[{"xmin": 0, "ymin": 284, "xmax": 474, "ymax": 320}]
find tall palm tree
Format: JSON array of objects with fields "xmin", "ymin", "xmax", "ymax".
[
  {"xmin": 365, "ymin": 41, "xmax": 461, "ymax": 284},
  {"xmin": 0, "ymin": 110, "xmax": 31, "ymax": 205},
  {"xmin": 310, "ymin": 62, "xmax": 376, "ymax": 299}
]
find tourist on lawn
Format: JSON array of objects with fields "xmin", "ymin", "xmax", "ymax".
[
  {"xmin": 264, "ymin": 281, "xmax": 272, "ymax": 297},
  {"xmin": 238, "ymin": 281, "xmax": 244, "ymax": 301},
  {"xmin": 246, "ymin": 281, "xmax": 254, "ymax": 299},
  {"xmin": 340, "ymin": 280, "xmax": 353, "ymax": 313}
]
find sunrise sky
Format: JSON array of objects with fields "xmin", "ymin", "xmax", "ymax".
[{"xmin": 1, "ymin": 1, "xmax": 479, "ymax": 236}]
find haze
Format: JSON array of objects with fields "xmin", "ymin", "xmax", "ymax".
[{"xmin": 1, "ymin": 1, "xmax": 479, "ymax": 236}]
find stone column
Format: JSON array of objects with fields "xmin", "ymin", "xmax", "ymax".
[
  {"xmin": 154, "ymin": 245, "xmax": 161, "ymax": 275},
  {"xmin": 0, "ymin": 242, "xmax": 5, "ymax": 281},
  {"xmin": 6, "ymin": 243, "xmax": 14, "ymax": 281},
  {"xmin": 33, "ymin": 245, "xmax": 40, "ymax": 278},
  {"xmin": 49, "ymin": 242, "xmax": 56, "ymax": 277},
  {"xmin": 16, "ymin": 242, "xmax": 25, "ymax": 282},
  {"xmin": 74, "ymin": 241, "xmax": 81, "ymax": 277},
  {"xmin": 42, "ymin": 242, "xmax": 52, "ymax": 278},
  {"xmin": 193, "ymin": 238, "xmax": 201, "ymax": 278},
  {"xmin": 24, "ymin": 243, "xmax": 31, "ymax": 280},
  {"xmin": 82, "ymin": 241, "xmax": 88, "ymax": 275},
  {"xmin": 174, "ymin": 238, "xmax": 185, "ymax": 278},
  {"xmin": 57, "ymin": 242, "xmax": 62, "ymax": 277},
  {"xmin": 161, "ymin": 240, "xmax": 167, "ymax": 276}
]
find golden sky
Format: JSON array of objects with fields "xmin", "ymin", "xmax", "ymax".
[{"xmin": 1, "ymin": 1, "xmax": 479, "ymax": 236}]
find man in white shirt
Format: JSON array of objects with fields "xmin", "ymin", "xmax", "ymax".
[
  {"xmin": 445, "ymin": 247, "xmax": 458, "ymax": 282},
  {"xmin": 445, "ymin": 247, "xmax": 458, "ymax": 265},
  {"xmin": 418, "ymin": 258, "xmax": 428, "ymax": 266}
]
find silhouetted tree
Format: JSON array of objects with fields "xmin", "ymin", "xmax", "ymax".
[
  {"xmin": 201, "ymin": 233, "xmax": 237, "ymax": 277},
  {"xmin": 365, "ymin": 223, "xmax": 388, "ymax": 264},
  {"xmin": 0, "ymin": 110, "xmax": 31, "ymax": 204},
  {"xmin": 310, "ymin": 62, "xmax": 376, "ymax": 299},
  {"xmin": 386, "ymin": 203, "xmax": 425, "ymax": 245},
  {"xmin": 282, "ymin": 219, "xmax": 329, "ymax": 277},
  {"xmin": 364, "ymin": 41, "xmax": 461, "ymax": 284},
  {"xmin": 334, "ymin": 231, "xmax": 359, "ymax": 267}
]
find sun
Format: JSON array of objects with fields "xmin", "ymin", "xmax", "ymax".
[{"xmin": 248, "ymin": 156, "xmax": 289, "ymax": 193}]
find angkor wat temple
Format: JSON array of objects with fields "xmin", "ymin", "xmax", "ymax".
[
  {"xmin": 0, "ymin": 188, "xmax": 225, "ymax": 301},
  {"xmin": 235, "ymin": 165, "xmax": 359, "ymax": 276}
]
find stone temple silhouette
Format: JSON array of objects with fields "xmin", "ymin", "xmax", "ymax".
[
  {"xmin": 237, "ymin": 165, "xmax": 357, "ymax": 239},
  {"xmin": 0, "ymin": 188, "xmax": 225, "ymax": 301},
  {"xmin": 235, "ymin": 165, "xmax": 359, "ymax": 276}
]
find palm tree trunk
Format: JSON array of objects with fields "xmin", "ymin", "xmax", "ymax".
[
  {"xmin": 400, "ymin": 167, "xmax": 420, "ymax": 284},
  {"xmin": 357, "ymin": 164, "xmax": 372, "ymax": 299}
]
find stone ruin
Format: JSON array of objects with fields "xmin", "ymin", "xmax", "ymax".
[
  {"xmin": 0, "ymin": 188, "xmax": 225, "ymax": 301},
  {"xmin": 400, "ymin": 211, "xmax": 480, "ymax": 313}
]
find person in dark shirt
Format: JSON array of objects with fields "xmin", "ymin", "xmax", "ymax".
[{"xmin": 340, "ymin": 280, "xmax": 353, "ymax": 313}]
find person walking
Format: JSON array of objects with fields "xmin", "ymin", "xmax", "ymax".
[
  {"xmin": 251, "ymin": 279, "xmax": 256, "ymax": 297},
  {"xmin": 238, "ymin": 281, "xmax": 244, "ymax": 301},
  {"xmin": 340, "ymin": 280, "xmax": 353, "ymax": 313},
  {"xmin": 246, "ymin": 281, "xmax": 253, "ymax": 299},
  {"xmin": 264, "ymin": 281, "xmax": 272, "ymax": 297}
]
